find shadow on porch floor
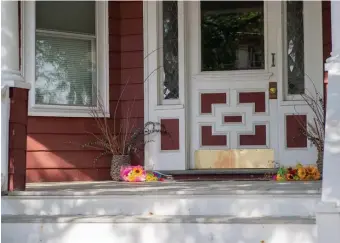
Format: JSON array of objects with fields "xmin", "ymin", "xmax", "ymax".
[{"xmin": 15, "ymin": 181, "xmax": 322, "ymax": 196}]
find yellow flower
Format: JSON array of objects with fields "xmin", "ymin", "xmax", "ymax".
[
  {"xmin": 313, "ymin": 170, "xmax": 321, "ymax": 180},
  {"xmin": 127, "ymin": 173, "xmax": 137, "ymax": 182},
  {"xmin": 146, "ymin": 173, "xmax": 158, "ymax": 182},
  {"xmin": 297, "ymin": 167, "xmax": 307, "ymax": 180},
  {"xmin": 296, "ymin": 163, "xmax": 303, "ymax": 169},
  {"xmin": 276, "ymin": 174, "xmax": 285, "ymax": 181},
  {"xmin": 146, "ymin": 174, "xmax": 154, "ymax": 181},
  {"xmin": 132, "ymin": 166, "xmax": 144, "ymax": 176},
  {"xmin": 309, "ymin": 166, "xmax": 318, "ymax": 174},
  {"xmin": 305, "ymin": 166, "xmax": 315, "ymax": 175}
]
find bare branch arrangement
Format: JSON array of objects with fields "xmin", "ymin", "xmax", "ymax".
[
  {"xmin": 81, "ymin": 94, "xmax": 170, "ymax": 164},
  {"xmin": 294, "ymin": 78, "xmax": 325, "ymax": 175},
  {"xmin": 70, "ymin": 47, "xmax": 172, "ymax": 180}
]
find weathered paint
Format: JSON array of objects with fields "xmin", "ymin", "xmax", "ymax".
[{"xmin": 195, "ymin": 149, "xmax": 274, "ymax": 169}]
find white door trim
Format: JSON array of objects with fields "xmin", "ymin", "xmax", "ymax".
[
  {"xmin": 143, "ymin": 1, "xmax": 188, "ymax": 171},
  {"xmin": 143, "ymin": 1, "xmax": 324, "ymax": 170}
]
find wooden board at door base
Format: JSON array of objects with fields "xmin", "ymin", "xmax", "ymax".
[{"xmin": 195, "ymin": 149, "xmax": 275, "ymax": 169}]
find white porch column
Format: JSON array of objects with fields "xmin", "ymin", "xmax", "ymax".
[
  {"xmin": 1, "ymin": 0, "xmax": 30, "ymax": 191},
  {"xmin": 316, "ymin": 1, "xmax": 340, "ymax": 242}
]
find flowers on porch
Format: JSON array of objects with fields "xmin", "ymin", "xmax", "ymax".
[
  {"xmin": 120, "ymin": 165, "xmax": 166, "ymax": 182},
  {"xmin": 273, "ymin": 163, "xmax": 321, "ymax": 181},
  {"xmin": 120, "ymin": 165, "xmax": 146, "ymax": 182}
]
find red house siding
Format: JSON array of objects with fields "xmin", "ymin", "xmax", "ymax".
[
  {"xmin": 322, "ymin": 0, "xmax": 331, "ymax": 101},
  {"xmin": 8, "ymin": 88, "xmax": 29, "ymax": 190},
  {"xmin": 25, "ymin": 2, "xmax": 331, "ymax": 182},
  {"xmin": 26, "ymin": 1, "xmax": 144, "ymax": 182}
]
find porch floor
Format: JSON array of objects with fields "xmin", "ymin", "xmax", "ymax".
[{"xmin": 12, "ymin": 181, "xmax": 322, "ymax": 196}]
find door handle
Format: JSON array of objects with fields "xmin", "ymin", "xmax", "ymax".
[
  {"xmin": 271, "ymin": 53, "xmax": 276, "ymax": 67},
  {"xmin": 269, "ymin": 82, "xmax": 277, "ymax": 99}
]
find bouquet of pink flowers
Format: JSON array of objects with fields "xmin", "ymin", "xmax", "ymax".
[
  {"xmin": 120, "ymin": 165, "xmax": 168, "ymax": 182},
  {"xmin": 120, "ymin": 165, "xmax": 146, "ymax": 182}
]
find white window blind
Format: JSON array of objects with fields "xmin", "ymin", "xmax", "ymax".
[{"xmin": 35, "ymin": 1, "xmax": 96, "ymax": 107}]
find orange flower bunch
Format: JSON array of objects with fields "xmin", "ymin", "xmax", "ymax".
[{"xmin": 274, "ymin": 163, "xmax": 321, "ymax": 181}]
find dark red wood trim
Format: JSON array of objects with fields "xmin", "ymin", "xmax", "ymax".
[
  {"xmin": 8, "ymin": 88, "xmax": 29, "ymax": 191},
  {"xmin": 286, "ymin": 115, "xmax": 307, "ymax": 148},
  {"xmin": 201, "ymin": 126, "xmax": 227, "ymax": 146},
  {"xmin": 161, "ymin": 119, "xmax": 180, "ymax": 151},
  {"xmin": 224, "ymin": 116, "xmax": 242, "ymax": 123},
  {"xmin": 201, "ymin": 93, "xmax": 227, "ymax": 114},
  {"xmin": 240, "ymin": 125, "xmax": 266, "ymax": 146},
  {"xmin": 239, "ymin": 92, "xmax": 266, "ymax": 113}
]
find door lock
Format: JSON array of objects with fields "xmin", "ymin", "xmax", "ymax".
[{"xmin": 269, "ymin": 82, "xmax": 277, "ymax": 99}]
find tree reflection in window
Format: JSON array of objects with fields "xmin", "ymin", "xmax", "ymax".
[
  {"xmin": 201, "ymin": 1, "xmax": 264, "ymax": 71},
  {"xmin": 286, "ymin": 1, "xmax": 304, "ymax": 94},
  {"xmin": 35, "ymin": 34, "xmax": 95, "ymax": 106},
  {"xmin": 162, "ymin": 1, "xmax": 179, "ymax": 100}
]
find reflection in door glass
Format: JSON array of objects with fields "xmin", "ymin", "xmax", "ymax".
[
  {"xmin": 163, "ymin": 1, "xmax": 179, "ymax": 100},
  {"xmin": 201, "ymin": 1, "xmax": 264, "ymax": 71},
  {"xmin": 286, "ymin": 1, "xmax": 304, "ymax": 95}
]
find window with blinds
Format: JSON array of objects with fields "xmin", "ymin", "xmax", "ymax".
[{"xmin": 35, "ymin": 1, "xmax": 96, "ymax": 107}]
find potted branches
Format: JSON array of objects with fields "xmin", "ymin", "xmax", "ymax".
[
  {"xmin": 81, "ymin": 98, "xmax": 169, "ymax": 181},
  {"xmin": 295, "ymin": 86, "xmax": 325, "ymax": 177}
]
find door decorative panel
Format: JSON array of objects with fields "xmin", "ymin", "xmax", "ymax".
[
  {"xmin": 190, "ymin": 76, "xmax": 278, "ymax": 169},
  {"xmin": 196, "ymin": 87, "xmax": 271, "ymax": 150}
]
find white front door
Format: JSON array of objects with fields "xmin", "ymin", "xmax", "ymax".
[{"xmin": 187, "ymin": 1, "xmax": 323, "ymax": 169}]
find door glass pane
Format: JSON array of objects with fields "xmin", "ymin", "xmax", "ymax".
[
  {"xmin": 163, "ymin": 1, "xmax": 179, "ymax": 100},
  {"xmin": 201, "ymin": 1, "xmax": 264, "ymax": 71},
  {"xmin": 286, "ymin": 1, "xmax": 304, "ymax": 95}
]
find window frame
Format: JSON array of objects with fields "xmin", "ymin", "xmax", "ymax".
[{"xmin": 21, "ymin": 1, "xmax": 109, "ymax": 117}]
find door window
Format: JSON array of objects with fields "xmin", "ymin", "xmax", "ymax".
[
  {"xmin": 201, "ymin": 1, "xmax": 265, "ymax": 71},
  {"xmin": 284, "ymin": 1, "xmax": 305, "ymax": 95}
]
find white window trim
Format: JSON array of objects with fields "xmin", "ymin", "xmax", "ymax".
[{"xmin": 22, "ymin": 1, "xmax": 109, "ymax": 117}]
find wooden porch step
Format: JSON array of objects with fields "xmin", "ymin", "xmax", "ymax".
[
  {"xmin": 2, "ymin": 215, "xmax": 316, "ymax": 224},
  {"xmin": 2, "ymin": 181, "xmax": 321, "ymax": 218},
  {"xmin": 2, "ymin": 214, "xmax": 317, "ymax": 243}
]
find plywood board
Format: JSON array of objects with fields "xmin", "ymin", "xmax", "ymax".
[{"xmin": 195, "ymin": 149, "xmax": 275, "ymax": 169}]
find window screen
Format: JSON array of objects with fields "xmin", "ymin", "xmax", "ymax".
[{"xmin": 35, "ymin": 1, "xmax": 96, "ymax": 106}]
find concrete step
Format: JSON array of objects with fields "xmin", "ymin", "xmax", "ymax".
[
  {"xmin": 2, "ymin": 181, "xmax": 321, "ymax": 217},
  {"xmin": 1, "ymin": 215, "xmax": 317, "ymax": 243},
  {"xmin": 2, "ymin": 193, "xmax": 319, "ymax": 217}
]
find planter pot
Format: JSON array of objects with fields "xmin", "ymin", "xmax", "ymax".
[
  {"xmin": 316, "ymin": 149, "xmax": 323, "ymax": 178},
  {"xmin": 110, "ymin": 155, "xmax": 131, "ymax": 181}
]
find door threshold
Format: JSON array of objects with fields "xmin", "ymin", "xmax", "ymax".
[
  {"xmin": 157, "ymin": 169, "xmax": 278, "ymax": 181},
  {"xmin": 159, "ymin": 168, "xmax": 278, "ymax": 175}
]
